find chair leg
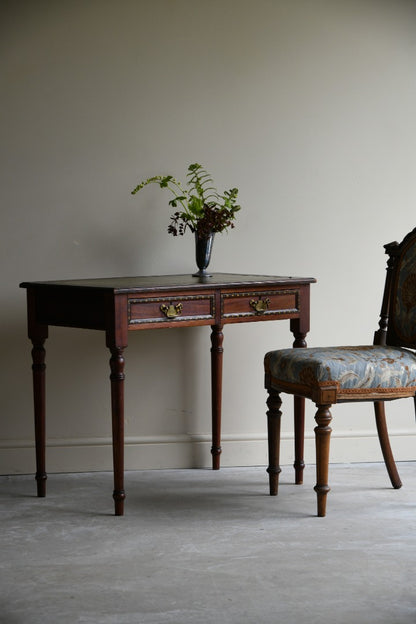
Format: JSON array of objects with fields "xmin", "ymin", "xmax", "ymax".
[
  {"xmin": 314, "ymin": 404, "xmax": 332, "ymax": 517},
  {"xmin": 266, "ymin": 389, "xmax": 282, "ymax": 496},
  {"xmin": 374, "ymin": 401, "xmax": 402, "ymax": 489},
  {"xmin": 293, "ymin": 396, "xmax": 305, "ymax": 484}
]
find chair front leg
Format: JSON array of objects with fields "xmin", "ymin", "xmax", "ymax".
[
  {"xmin": 266, "ymin": 389, "xmax": 282, "ymax": 496},
  {"xmin": 314, "ymin": 404, "xmax": 332, "ymax": 517}
]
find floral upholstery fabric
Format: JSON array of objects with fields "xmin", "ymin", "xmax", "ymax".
[
  {"xmin": 265, "ymin": 345, "xmax": 416, "ymax": 390},
  {"xmin": 392, "ymin": 239, "xmax": 416, "ymax": 344}
]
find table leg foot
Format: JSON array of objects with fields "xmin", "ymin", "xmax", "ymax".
[
  {"xmin": 35, "ymin": 472, "xmax": 47, "ymax": 497},
  {"xmin": 113, "ymin": 490, "xmax": 126, "ymax": 516},
  {"xmin": 211, "ymin": 446, "xmax": 222, "ymax": 470}
]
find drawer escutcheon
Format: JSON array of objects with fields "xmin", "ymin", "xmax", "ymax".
[
  {"xmin": 160, "ymin": 302, "xmax": 183, "ymax": 319},
  {"xmin": 249, "ymin": 297, "xmax": 271, "ymax": 314}
]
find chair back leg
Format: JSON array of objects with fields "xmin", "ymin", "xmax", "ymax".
[
  {"xmin": 374, "ymin": 401, "xmax": 402, "ymax": 489},
  {"xmin": 314, "ymin": 405, "xmax": 333, "ymax": 517},
  {"xmin": 293, "ymin": 396, "xmax": 305, "ymax": 484}
]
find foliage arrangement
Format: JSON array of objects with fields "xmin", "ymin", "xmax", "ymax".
[{"xmin": 131, "ymin": 163, "xmax": 241, "ymax": 238}]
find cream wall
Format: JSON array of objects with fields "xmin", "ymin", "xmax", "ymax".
[{"xmin": 2, "ymin": 0, "xmax": 416, "ymax": 474}]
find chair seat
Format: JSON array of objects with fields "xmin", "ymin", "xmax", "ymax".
[{"xmin": 265, "ymin": 345, "xmax": 416, "ymax": 398}]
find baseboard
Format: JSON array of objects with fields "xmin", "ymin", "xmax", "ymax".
[{"xmin": 1, "ymin": 429, "xmax": 415, "ymax": 474}]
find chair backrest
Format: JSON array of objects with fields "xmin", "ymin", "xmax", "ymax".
[{"xmin": 375, "ymin": 227, "xmax": 416, "ymax": 349}]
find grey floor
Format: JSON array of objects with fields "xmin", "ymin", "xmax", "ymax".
[{"xmin": 1, "ymin": 463, "xmax": 415, "ymax": 624}]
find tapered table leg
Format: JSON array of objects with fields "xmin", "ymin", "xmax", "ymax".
[
  {"xmin": 109, "ymin": 346, "xmax": 126, "ymax": 516},
  {"xmin": 211, "ymin": 324, "xmax": 224, "ymax": 470},
  {"xmin": 31, "ymin": 338, "xmax": 47, "ymax": 497}
]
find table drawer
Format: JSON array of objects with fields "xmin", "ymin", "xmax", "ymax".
[
  {"xmin": 128, "ymin": 294, "xmax": 215, "ymax": 326},
  {"xmin": 221, "ymin": 289, "xmax": 299, "ymax": 320}
]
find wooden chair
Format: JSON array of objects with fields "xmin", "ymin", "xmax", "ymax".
[{"xmin": 264, "ymin": 228, "xmax": 416, "ymax": 516}]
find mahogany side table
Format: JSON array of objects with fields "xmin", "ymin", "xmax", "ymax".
[{"xmin": 20, "ymin": 273, "xmax": 315, "ymax": 515}]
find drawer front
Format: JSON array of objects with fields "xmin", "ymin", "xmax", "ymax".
[
  {"xmin": 221, "ymin": 289, "xmax": 299, "ymax": 320},
  {"xmin": 128, "ymin": 294, "xmax": 215, "ymax": 326}
]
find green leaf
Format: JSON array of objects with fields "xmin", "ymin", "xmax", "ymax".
[{"xmin": 188, "ymin": 195, "xmax": 204, "ymax": 216}]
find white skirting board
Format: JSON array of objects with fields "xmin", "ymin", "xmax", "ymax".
[{"xmin": 1, "ymin": 430, "xmax": 415, "ymax": 474}]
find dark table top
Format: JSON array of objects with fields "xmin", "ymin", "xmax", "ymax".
[{"xmin": 20, "ymin": 273, "xmax": 316, "ymax": 294}]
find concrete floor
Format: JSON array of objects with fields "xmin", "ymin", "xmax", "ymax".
[{"xmin": 1, "ymin": 463, "xmax": 415, "ymax": 624}]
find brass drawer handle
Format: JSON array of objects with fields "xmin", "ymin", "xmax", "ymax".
[
  {"xmin": 249, "ymin": 297, "xmax": 270, "ymax": 314},
  {"xmin": 160, "ymin": 302, "xmax": 183, "ymax": 319}
]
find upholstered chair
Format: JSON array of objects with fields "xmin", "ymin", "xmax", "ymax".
[{"xmin": 264, "ymin": 228, "xmax": 416, "ymax": 516}]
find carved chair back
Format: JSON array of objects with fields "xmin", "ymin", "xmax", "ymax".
[{"xmin": 375, "ymin": 228, "xmax": 416, "ymax": 350}]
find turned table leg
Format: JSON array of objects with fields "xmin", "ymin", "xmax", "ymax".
[
  {"xmin": 292, "ymin": 328, "xmax": 308, "ymax": 485},
  {"xmin": 27, "ymin": 285, "xmax": 49, "ymax": 500},
  {"xmin": 211, "ymin": 324, "xmax": 224, "ymax": 470},
  {"xmin": 266, "ymin": 389, "xmax": 282, "ymax": 496},
  {"xmin": 109, "ymin": 346, "xmax": 126, "ymax": 516},
  {"xmin": 31, "ymin": 337, "xmax": 47, "ymax": 497}
]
